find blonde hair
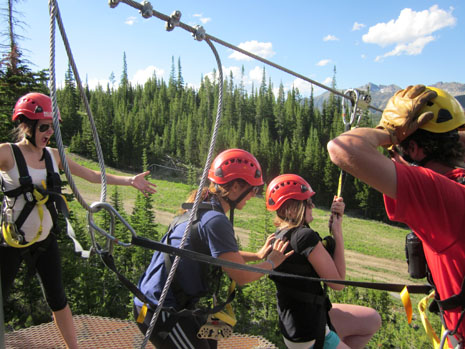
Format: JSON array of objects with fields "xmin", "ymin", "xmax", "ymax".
[{"xmin": 274, "ymin": 199, "xmax": 307, "ymax": 230}]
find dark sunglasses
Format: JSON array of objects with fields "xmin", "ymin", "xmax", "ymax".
[{"xmin": 38, "ymin": 123, "xmax": 53, "ymax": 132}]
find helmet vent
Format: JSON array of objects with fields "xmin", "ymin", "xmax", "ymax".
[
  {"xmin": 34, "ymin": 105, "xmax": 43, "ymax": 113},
  {"xmin": 254, "ymin": 169, "xmax": 261, "ymax": 178},
  {"xmin": 268, "ymin": 198, "xmax": 275, "ymax": 206},
  {"xmin": 215, "ymin": 168, "xmax": 224, "ymax": 177},
  {"xmin": 437, "ymin": 109, "xmax": 453, "ymax": 124},
  {"xmin": 301, "ymin": 185, "xmax": 308, "ymax": 193}
]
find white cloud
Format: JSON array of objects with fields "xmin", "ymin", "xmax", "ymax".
[
  {"xmin": 192, "ymin": 13, "xmax": 211, "ymax": 24},
  {"xmin": 352, "ymin": 22, "xmax": 365, "ymax": 31},
  {"xmin": 228, "ymin": 40, "xmax": 275, "ymax": 61},
  {"xmin": 361, "ymin": 54, "xmax": 366, "ymax": 59},
  {"xmin": 87, "ymin": 78, "xmax": 110, "ymax": 90},
  {"xmin": 323, "ymin": 35, "xmax": 339, "ymax": 41},
  {"xmin": 362, "ymin": 5, "xmax": 456, "ymax": 61},
  {"xmin": 316, "ymin": 59, "xmax": 331, "ymax": 67},
  {"xmin": 249, "ymin": 66, "xmax": 263, "ymax": 83},
  {"xmin": 125, "ymin": 16, "xmax": 137, "ymax": 26},
  {"xmin": 375, "ymin": 36, "xmax": 435, "ymax": 62},
  {"xmin": 322, "ymin": 77, "xmax": 332, "ymax": 86},
  {"xmin": 131, "ymin": 65, "xmax": 165, "ymax": 86}
]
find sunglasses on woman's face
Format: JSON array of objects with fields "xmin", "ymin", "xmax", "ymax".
[{"xmin": 37, "ymin": 123, "xmax": 53, "ymax": 133}]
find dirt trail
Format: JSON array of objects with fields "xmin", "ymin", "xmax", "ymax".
[
  {"xmin": 69, "ymin": 188, "xmax": 414, "ymax": 285},
  {"xmin": 153, "ymin": 209, "xmax": 414, "ymax": 284}
]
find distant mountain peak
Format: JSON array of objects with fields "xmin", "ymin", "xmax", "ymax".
[{"xmin": 314, "ymin": 82, "xmax": 465, "ymax": 111}]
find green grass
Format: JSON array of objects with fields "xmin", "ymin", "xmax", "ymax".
[
  {"xmin": 66, "ymin": 152, "xmax": 410, "ymax": 260},
  {"xmin": 63, "ymin": 154, "xmax": 440, "ymax": 348}
]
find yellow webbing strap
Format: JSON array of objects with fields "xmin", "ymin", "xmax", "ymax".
[
  {"xmin": 213, "ymin": 281, "xmax": 237, "ymax": 327},
  {"xmin": 418, "ymin": 291, "xmax": 447, "ymax": 349},
  {"xmin": 2, "ymin": 181, "xmax": 49, "ymax": 248},
  {"xmin": 400, "ymin": 286, "xmax": 413, "ymax": 324},
  {"xmin": 137, "ymin": 303, "xmax": 148, "ymax": 324}
]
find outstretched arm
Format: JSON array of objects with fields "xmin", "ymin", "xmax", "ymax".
[
  {"xmin": 53, "ymin": 149, "xmax": 156, "ymax": 196},
  {"xmin": 327, "ymin": 127, "xmax": 397, "ymax": 199}
]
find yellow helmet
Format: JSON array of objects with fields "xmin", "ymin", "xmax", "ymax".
[{"xmin": 419, "ymin": 86, "xmax": 465, "ymax": 133}]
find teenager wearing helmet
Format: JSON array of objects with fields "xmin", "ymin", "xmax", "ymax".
[
  {"xmin": 328, "ymin": 85, "xmax": 465, "ymax": 347},
  {"xmin": 0, "ymin": 92, "xmax": 157, "ymax": 348},
  {"xmin": 133, "ymin": 148, "xmax": 293, "ymax": 349},
  {"xmin": 265, "ymin": 174, "xmax": 380, "ymax": 349}
]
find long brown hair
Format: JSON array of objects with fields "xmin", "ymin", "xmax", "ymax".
[
  {"xmin": 11, "ymin": 116, "xmax": 35, "ymax": 142},
  {"xmin": 179, "ymin": 179, "xmax": 248, "ymax": 214},
  {"xmin": 274, "ymin": 199, "xmax": 307, "ymax": 230}
]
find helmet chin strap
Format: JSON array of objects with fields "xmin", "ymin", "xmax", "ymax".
[
  {"xmin": 224, "ymin": 186, "xmax": 254, "ymax": 225},
  {"xmin": 24, "ymin": 120, "xmax": 46, "ymax": 161},
  {"xmin": 25, "ymin": 120, "xmax": 38, "ymax": 148}
]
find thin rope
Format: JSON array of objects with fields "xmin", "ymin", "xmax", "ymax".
[
  {"xmin": 140, "ymin": 37, "xmax": 224, "ymax": 348},
  {"xmin": 49, "ymin": 0, "xmax": 107, "ymax": 212},
  {"xmin": 110, "ymin": 0, "xmax": 382, "ymax": 113}
]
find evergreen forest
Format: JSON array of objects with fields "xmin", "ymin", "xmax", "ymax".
[{"xmin": 1, "ymin": 2, "xmax": 438, "ymax": 347}]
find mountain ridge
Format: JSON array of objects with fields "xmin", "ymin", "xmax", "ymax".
[{"xmin": 314, "ymin": 82, "xmax": 465, "ymax": 112}]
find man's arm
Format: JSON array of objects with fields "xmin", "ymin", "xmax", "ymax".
[{"xmin": 327, "ymin": 127, "xmax": 398, "ymax": 199}]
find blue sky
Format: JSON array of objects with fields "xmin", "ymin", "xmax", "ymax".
[{"xmin": 14, "ymin": 1, "xmax": 465, "ymax": 97}]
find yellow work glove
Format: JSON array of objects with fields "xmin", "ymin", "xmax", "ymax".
[{"xmin": 377, "ymin": 85, "xmax": 437, "ymax": 145}]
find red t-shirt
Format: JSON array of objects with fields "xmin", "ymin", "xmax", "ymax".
[{"xmin": 384, "ymin": 162, "xmax": 465, "ymax": 340}]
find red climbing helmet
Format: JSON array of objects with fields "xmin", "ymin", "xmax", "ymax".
[
  {"xmin": 12, "ymin": 93, "xmax": 61, "ymax": 122},
  {"xmin": 208, "ymin": 149, "xmax": 264, "ymax": 186},
  {"xmin": 266, "ymin": 174, "xmax": 315, "ymax": 211}
]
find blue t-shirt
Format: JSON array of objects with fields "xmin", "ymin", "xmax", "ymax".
[{"xmin": 134, "ymin": 201, "xmax": 239, "ymax": 309}]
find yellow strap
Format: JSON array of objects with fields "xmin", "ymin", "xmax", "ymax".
[
  {"xmin": 1, "ymin": 181, "xmax": 50, "ymax": 248},
  {"xmin": 418, "ymin": 291, "xmax": 449, "ymax": 349},
  {"xmin": 400, "ymin": 286, "xmax": 413, "ymax": 324},
  {"xmin": 2, "ymin": 222, "xmax": 40, "ymax": 248},
  {"xmin": 213, "ymin": 281, "xmax": 237, "ymax": 327},
  {"xmin": 137, "ymin": 303, "xmax": 148, "ymax": 324},
  {"xmin": 337, "ymin": 171, "xmax": 343, "ymax": 198}
]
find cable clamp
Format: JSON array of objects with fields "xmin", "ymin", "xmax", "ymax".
[
  {"xmin": 108, "ymin": 0, "xmax": 121, "ymax": 8},
  {"xmin": 166, "ymin": 10, "xmax": 181, "ymax": 31},
  {"xmin": 139, "ymin": 1, "xmax": 153, "ymax": 19},
  {"xmin": 193, "ymin": 25, "xmax": 206, "ymax": 41}
]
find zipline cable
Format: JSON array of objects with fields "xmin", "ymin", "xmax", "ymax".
[
  {"xmin": 108, "ymin": 0, "xmax": 383, "ymax": 113},
  {"xmin": 140, "ymin": 36, "xmax": 225, "ymax": 349},
  {"xmin": 49, "ymin": 0, "xmax": 107, "ymax": 213}
]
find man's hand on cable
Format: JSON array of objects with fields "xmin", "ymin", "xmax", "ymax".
[{"xmin": 377, "ymin": 84, "xmax": 437, "ymax": 145}]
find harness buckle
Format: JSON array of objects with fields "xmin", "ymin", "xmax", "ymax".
[
  {"xmin": 25, "ymin": 191, "xmax": 34, "ymax": 202},
  {"xmin": 5, "ymin": 208, "xmax": 14, "ymax": 224}
]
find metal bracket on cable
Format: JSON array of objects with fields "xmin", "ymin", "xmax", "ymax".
[
  {"xmin": 140, "ymin": 1, "xmax": 153, "ymax": 19},
  {"xmin": 342, "ymin": 88, "xmax": 371, "ymax": 129},
  {"xmin": 193, "ymin": 25, "xmax": 206, "ymax": 41},
  {"xmin": 166, "ymin": 10, "xmax": 181, "ymax": 31}
]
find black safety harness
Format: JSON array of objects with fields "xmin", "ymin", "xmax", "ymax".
[
  {"xmin": 1, "ymin": 144, "xmax": 90, "ymax": 267},
  {"xmin": 270, "ymin": 225, "xmax": 334, "ymax": 349},
  {"xmin": 0, "ymin": 144, "xmax": 64, "ymax": 274}
]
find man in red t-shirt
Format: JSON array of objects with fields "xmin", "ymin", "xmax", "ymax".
[{"xmin": 327, "ymin": 85, "xmax": 465, "ymax": 347}]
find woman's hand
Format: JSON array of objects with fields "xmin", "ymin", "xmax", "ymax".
[
  {"xmin": 266, "ymin": 238, "xmax": 294, "ymax": 269},
  {"xmin": 256, "ymin": 233, "xmax": 275, "ymax": 260},
  {"xmin": 329, "ymin": 196, "xmax": 345, "ymax": 234},
  {"xmin": 130, "ymin": 171, "xmax": 157, "ymax": 197}
]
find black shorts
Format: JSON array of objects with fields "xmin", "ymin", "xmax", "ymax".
[
  {"xmin": 133, "ymin": 304, "xmax": 217, "ymax": 349},
  {"xmin": 0, "ymin": 233, "xmax": 67, "ymax": 311}
]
